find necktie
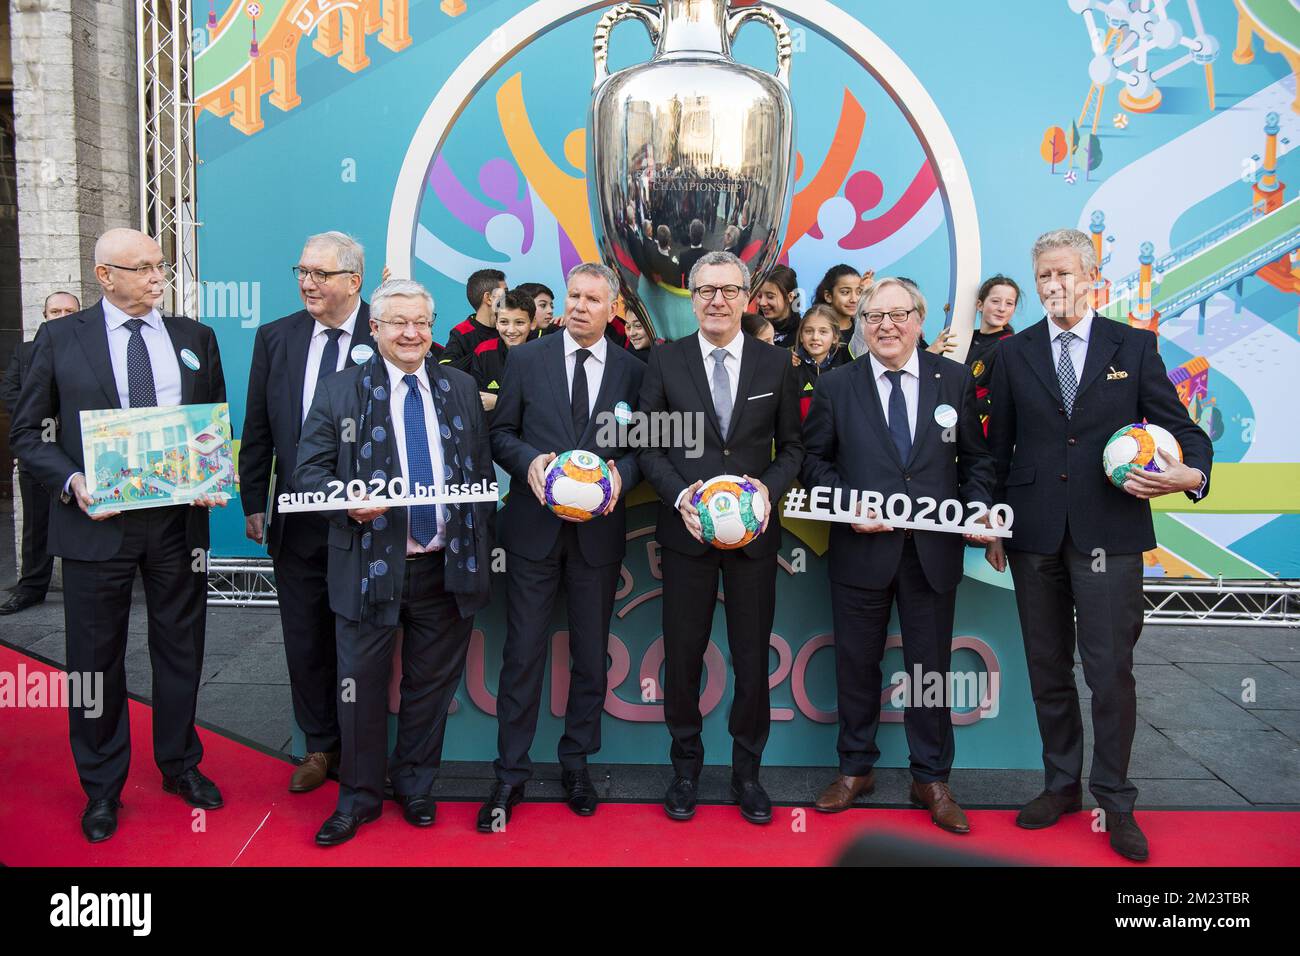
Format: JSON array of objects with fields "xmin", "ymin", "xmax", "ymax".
[
  {"xmin": 403, "ymin": 373, "xmax": 439, "ymax": 548},
  {"xmin": 124, "ymin": 318, "xmax": 157, "ymax": 408},
  {"xmin": 884, "ymin": 369, "xmax": 911, "ymax": 462},
  {"xmin": 1057, "ymin": 330, "xmax": 1078, "ymax": 416},
  {"xmin": 317, "ymin": 327, "xmax": 344, "ymax": 386},
  {"xmin": 711, "ymin": 348, "xmax": 732, "ymax": 439},
  {"xmin": 571, "ymin": 348, "xmax": 591, "ymax": 438}
]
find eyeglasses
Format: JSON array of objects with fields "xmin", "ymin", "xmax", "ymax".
[
  {"xmin": 693, "ymin": 284, "xmax": 744, "ymax": 301},
  {"xmin": 292, "ymin": 266, "xmax": 356, "ymax": 284},
  {"xmin": 375, "ymin": 317, "xmax": 435, "ymax": 332},
  {"xmin": 105, "ymin": 261, "xmax": 173, "ymax": 278},
  {"xmin": 862, "ymin": 308, "xmax": 916, "ymax": 325}
]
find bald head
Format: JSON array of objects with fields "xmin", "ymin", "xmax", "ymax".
[{"xmin": 94, "ymin": 228, "xmax": 168, "ymax": 316}]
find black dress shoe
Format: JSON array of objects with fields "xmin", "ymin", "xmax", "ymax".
[
  {"xmin": 1105, "ymin": 811, "xmax": 1149, "ymax": 862},
  {"xmin": 1015, "ymin": 789, "xmax": 1082, "ymax": 829},
  {"xmin": 395, "ymin": 793, "xmax": 437, "ymax": 827},
  {"xmin": 664, "ymin": 776, "xmax": 698, "ymax": 821},
  {"xmin": 0, "ymin": 592, "xmax": 43, "ymax": 615},
  {"xmin": 561, "ymin": 768, "xmax": 599, "ymax": 816},
  {"xmin": 315, "ymin": 808, "xmax": 381, "ymax": 846},
  {"xmin": 477, "ymin": 782, "xmax": 524, "ymax": 832},
  {"xmin": 730, "ymin": 775, "xmax": 772, "ymax": 825},
  {"xmin": 81, "ymin": 798, "xmax": 121, "ymax": 843},
  {"xmin": 161, "ymin": 767, "xmax": 224, "ymax": 809}
]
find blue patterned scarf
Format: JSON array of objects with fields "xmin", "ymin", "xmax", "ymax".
[{"xmin": 352, "ymin": 353, "xmax": 486, "ymax": 623}]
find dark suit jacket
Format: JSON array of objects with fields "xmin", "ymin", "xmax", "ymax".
[
  {"xmin": 238, "ymin": 302, "xmax": 375, "ymax": 558},
  {"xmin": 636, "ymin": 333, "xmax": 804, "ymax": 558},
  {"xmin": 8, "ymin": 300, "xmax": 227, "ymax": 561},
  {"xmin": 490, "ymin": 332, "xmax": 645, "ymax": 566},
  {"xmin": 987, "ymin": 315, "xmax": 1213, "ymax": 555},
  {"xmin": 1, "ymin": 338, "xmax": 37, "ymax": 418},
  {"xmin": 801, "ymin": 350, "xmax": 996, "ymax": 593},
  {"xmin": 293, "ymin": 358, "xmax": 495, "ymax": 624}
]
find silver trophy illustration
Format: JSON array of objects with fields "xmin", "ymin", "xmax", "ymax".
[{"xmin": 587, "ymin": 0, "xmax": 796, "ymax": 341}]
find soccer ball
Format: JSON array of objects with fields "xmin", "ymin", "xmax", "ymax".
[
  {"xmin": 1103, "ymin": 422, "xmax": 1183, "ymax": 488},
  {"xmin": 693, "ymin": 474, "xmax": 766, "ymax": 549},
  {"xmin": 543, "ymin": 450, "xmax": 613, "ymax": 521}
]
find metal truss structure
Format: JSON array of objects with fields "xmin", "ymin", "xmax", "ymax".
[
  {"xmin": 206, "ymin": 559, "xmax": 1298, "ymax": 626},
  {"xmin": 137, "ymin": 0, "xmax": 199, "ymax": 318}
]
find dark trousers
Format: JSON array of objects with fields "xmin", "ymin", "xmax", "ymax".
[
  {"xmin": 660, "ymin": 544, "xmax": 776, "ymax": 781},
  {"xmin": 334, "ymin": 551, "xmax": 472, "ymax": 817},
  {"xmin": 1008, "ymin": 531, "xmax": 1143, "ymax": 813},
  {"xmin": 15, "ymin": 467, "xmax": 53, "ymax": 599},
  {"xmin": 273, "ymin": 519, "xmax": 340, "ymax": 754},
  {"xmin": 829, "ymin": 537, "xmax": 956, "ymax": 782},
  {"xmin": 62, "ymin": 507, "xmax": 207, "ymax": 801},
  {"xmin": 494, "ymin": 523, "xmax": 621, "ymax": 785}
]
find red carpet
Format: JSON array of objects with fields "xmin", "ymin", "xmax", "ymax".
[{"xmin": 3, "ymin": 645, "xmax": 1297, "ymax": 867}]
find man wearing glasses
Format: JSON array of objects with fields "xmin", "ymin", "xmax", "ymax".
[
  {"xmin": 9, "ymin": 227, "xmax": 229, "ymax": 843},
  {"xmin": 637, "ymin": 250, "xmax": 803, "ymax": 825},
  {"xmin": 239, "ymin": 231, "xmax": 378, "ymax": 795},
  {"xmin": 294, "ymin": 279, "xmax": 495, "ymax": 845},
  {"xmin": 801, "ymin": 278, "xmax": 996, "ymax": 831}
]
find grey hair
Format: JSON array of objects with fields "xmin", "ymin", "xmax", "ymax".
[
  {"xmin": 304, "ymin": 231, "xmax": 365, "ymax": 279},
  {"xmin": 688, "ymin": 250, "xmax": 751, "ymax": 292},
  {"xmin": 861, "ymin": 276, "xmax": 927, "ymax": 323},
  {"xmin": 1031, "ymin": 228, "xmax": 1096, "ymax": 274},
  {"xmin": 370, "ymin": 278, "xmax": 434, "ymax": 323},
  {"xmin": 566, "ymin": 261, "xmax": 620, "ymax": 302}
]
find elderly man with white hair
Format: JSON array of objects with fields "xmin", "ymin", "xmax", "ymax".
[
  {"xmin": 985, "ymin": 228, "xmax": 1213, "ymax": 861},
  {"xmin": 9, "ymin": 227, "xmax": 229, "ymax": 843},
  {"xmin": 294, "ymin": 278, "xmax": 496, "ymax": 846},
  {"xmin": 239, "ymin": 231, "xmax": 378, "ymax": 795}
]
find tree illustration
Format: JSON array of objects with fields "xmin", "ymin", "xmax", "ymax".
[{"xmin": 1040, "ymin": 126, "xmax": 1068, "ymax": 174}]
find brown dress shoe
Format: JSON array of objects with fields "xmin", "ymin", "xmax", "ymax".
[
  {"xmin": 290, "ymin": 751, "xmax": 339, "ymax": 793},
  {"xmin": 814, "ymin": 771, "xmax": 876, "ymax": 812},
  {"xmin": 909, "ymin": 780, "xmax": 970, "ymax": 834}
]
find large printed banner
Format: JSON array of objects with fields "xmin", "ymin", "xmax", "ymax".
[{"xmin": 194, "ymin": 0, "xmax": 1300, "ymax": 765}]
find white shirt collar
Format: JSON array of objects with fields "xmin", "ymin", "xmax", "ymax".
[
  {"xmin": 868, "ymin": 346, "xmax": 920, "ymax": 382},
  {"xmin": 314, "ymin": 301, "xmax": 360, "ymax": 339},
  {"xmin": 563, "ymin": 328, "xmax": 607, "ymax": 363},
  {"xmin": 103, "ymin": 297, "xmax": 162, "ymax": 331},
  {"xmin": 384, "ymin": 358, "xmax": 429, "ymax": 393},
  {"xmin": 1048, "ymin": 310, "xmax": 1094, "ymax": 344},
  {"xmin": 697, "ymin": 328, "xmax": 744, "ymax": 364}
]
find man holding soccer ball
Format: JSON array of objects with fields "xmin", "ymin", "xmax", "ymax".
[
  {"xmin": 637, "ymin": 251, "xmax": 804, "ymax": 825},
  {"xmin": 483, "ymin": 262, "xmax": 645, "ymax": 831},
  {"xmin": 985, "ymin": 228, "xmax": 1212, "ymax": 861}
]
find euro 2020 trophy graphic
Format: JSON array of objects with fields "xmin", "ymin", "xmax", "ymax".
[{"xmin": 587, "ymin": 0, "xmax": 796, "ymax": 341}]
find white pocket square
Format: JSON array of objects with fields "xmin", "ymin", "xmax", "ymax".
[{"xmin": 748, "ymin": 392, "xmax": 774, "ymax": 400}]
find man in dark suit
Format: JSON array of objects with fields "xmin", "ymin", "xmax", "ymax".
[
  {"xmin": 986, "ymin": 228, "xmax": 1213, "ymax": 861},
  {"xmin": 637, "ymin": 250, "xmax": 803, "ymax": 825},
  {"xmin": 239, "ymin": 231, "xmax": 376, "ymax": 794},
  {"xmin": 9, "ymin": 228, "xmax": 229, "ymax": 843},
  {"xmin": 801, "ymin": 278, "xmax": 997, "ymax": 831},
  {"xmin": 294, "ymin": 278, "xmax": 495, "ymax": 846},
  {"xmin": 1, "ymin": 291, "xmax": 80, "ymax": 614},
  {"xmin": 481, "ymin": 262, "xmax": 645, "ymax": 831}
]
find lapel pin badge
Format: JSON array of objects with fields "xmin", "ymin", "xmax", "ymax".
[
  {"xmin": 351, "ymin": 343, "xmax": 374, "ymax": 365},
  {"xmin": 933, "ymin": 403, "xmax": 958, "ymax": 428},
  {"xmin": 1106, "ymin": 365, "xmax": 1128, "ymax": 380},
  {"xmin": 180, "ymin": 348, "xmax": 200, "ymax": 371}
]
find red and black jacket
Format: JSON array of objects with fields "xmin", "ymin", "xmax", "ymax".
[
  {"xmin": 792, "ymin": 345, "xmax": 849, "ymax": 420},
  {"xmin": 440, "ymin": 315, "xmax": 499, "ymax": 371},
  {"xmin": 966, "ymin": 325, "xmax": 1015, "ymax": 434}
]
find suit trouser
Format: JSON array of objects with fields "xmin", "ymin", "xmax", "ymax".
[
  {"xmin": 829, "ymin": 536, "xmax": 956, "ymax": 782},
  {"xmin": 272, "ymin": 518, "xmax": 340, "ymax": 754},
  {"xmin": 334, "ymin": 551, "xmax": 472, "ymax": 817},
  {"xmin": 62, "ymin": 507, "xmax": 207, "ymax": 801},
  {"xmin": 1008, "ymin": 532, "xmax": 1143, "ymax": 814},
  {"xmin": 660, "ymin": 544, "xmax": 776, "ymax": 781},
  {"xmin": 494, "ymin": 523, "xmax": 621, "ymax": 785},
  {"xmin": 16, "ymin": 467, "xmax": 54, "ymax": 599}
]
